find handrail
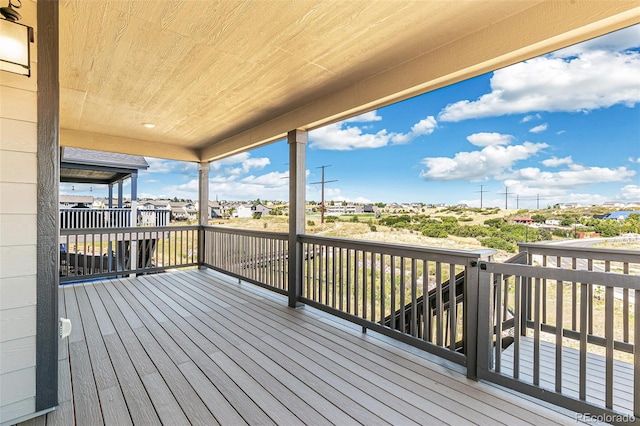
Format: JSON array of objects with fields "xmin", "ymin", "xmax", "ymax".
[
  {"xmin": 59, "ymin": 225, "xmax": 198, "ymax": 282},
  {"xmin": 203, "ymin": 225, "xmax": 288, "ymax": 240},
  {"xmin": 519, "ymin": 242, "xmax": 640, "ymax": 263}
]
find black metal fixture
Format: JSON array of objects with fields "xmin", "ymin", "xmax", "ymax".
[{"xmin": 0, "ymin": 0, "xmax": 34, "ymax": 76}]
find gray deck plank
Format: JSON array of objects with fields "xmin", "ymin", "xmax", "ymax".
[
  {"xmin": 99, "ymin": 386, "xmax": 133, "ymax": 426},
  {"xmin": 177, "ymin": 361, "xmax": 249, "ymax": 426},
  {"xmin": 141, "ymin": 371, "xmax": 191, "ymax": 426},
  {"xmin": 102, "ymin": 334, "xmax": 162, "ymax": 425},
  {"xmin": 92, "ymin": 282, "xmax": 157, "ymax": 376},
  {"xmin": 68, "ymin": 341, "xmax": 104, "ymax": 425},
  {"xmin": 26, "ymin": 270, "xmax": 601, "ymax": 426}
]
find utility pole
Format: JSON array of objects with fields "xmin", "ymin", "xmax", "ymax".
[
  {"xmin": 536, "ymin": 194, "xmax": 540, "ymax": 210},
  {"xmin": 498, "ymin": 186, "xmax": 509, "ymax": 210},
  {"xmin": 516, "ymin": 194, "xmax": 519, "ymax": 210},
  {"xmin": 476, "ymin": 184, "xmax": 488, "ymax": 209},
  {"xmin": 310, "ymin": 165, "xmax": 338, "ymax": 224}
]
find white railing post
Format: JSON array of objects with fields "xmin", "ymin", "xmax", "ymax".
[{"xmin": 198, "ymin": 162, "xmax": 209, "ymax": 269}]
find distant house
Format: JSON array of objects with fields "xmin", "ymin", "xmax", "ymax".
[
  {"xmin": 545, "ymin": 219, "xmax": 561, "ymax": 226},
  {"xmin": 60, "ymin": 195, "xmax": 94, "ymax": 208},
  {"xmin": 602, "ymin": 201, "xmax": 626, "ymax": 208},
  {"xmin": 513, "ymin": 217, "xmax": 534, "ymax": 224},
  {"xmin": 235, "ymin": 205, "xmax": 253, "ymax": 218},
  {"xmin": 251, "ymin": 203, "xmax": 272, "ymax": 217},
  {"xmin": 363, "ymin": 205, "xmax": 375, "ymax": 213},
  {"xmin": 208, "ymin": 201, "xmax": 224, "ymax": 218},
  {"xmin": 603, "ymin": 211, "xmax": 640, "ymax": 221},
  {"xmin": 171, "ymin": 202, "xmax": 197, "ymax": 221}
]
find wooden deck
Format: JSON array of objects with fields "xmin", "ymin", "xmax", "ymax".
[{"xmin": 22, "ymin": 269, "xmax": 591, "ymax": 425}]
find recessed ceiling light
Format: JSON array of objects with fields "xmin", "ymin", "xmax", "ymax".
[{"xmin": 142, "ymin": 123, "xmax": 155, "ymax": 128}]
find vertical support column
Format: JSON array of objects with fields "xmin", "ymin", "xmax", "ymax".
[
  {"xmin": 288, "ymin": 129, "xmax": 307, "ymax": 308},
  {"xmin": 107, "ymin": 183, "xmax": 113, "ymax": 270},
  {"xmin": 117, "ymin": 180, "xmax": 123, "ymax": 208},
  {"xmin": 198, "ymin": 162, "xmax": 210, "ymax": 269},
  {"xmin": 129, "ymin": 173, "xmax": 137, "ymax": 275},
  {"xmin": 36, "ymin": 0, "xmax": 59, "ymax": 411}
]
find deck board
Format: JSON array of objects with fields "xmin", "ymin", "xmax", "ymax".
[{"xmin": 21, "ymin": 269, "xmax": 598, "ymax": 425}]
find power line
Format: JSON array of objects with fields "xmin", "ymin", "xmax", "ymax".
[{"xmin": 310, "ymin": 165, "xmax": 338, "ymax": 224}]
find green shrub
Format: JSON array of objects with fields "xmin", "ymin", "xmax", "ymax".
[
  {"xmin": 480, "ymin": 237, "xmax": 516, "ymax": 253},
  {"xmin": 307, "ymin": 220, "xmax": 315, "ymax": 226}
]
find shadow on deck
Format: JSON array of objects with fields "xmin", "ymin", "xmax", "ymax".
[{"xmin": 22, "ymin": 270, "xmax": 590, "ymax": 425}]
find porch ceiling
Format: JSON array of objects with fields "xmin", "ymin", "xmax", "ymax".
[{"xmin": 58, "ymin": 1, "xmax": 640, "ymax": 162}]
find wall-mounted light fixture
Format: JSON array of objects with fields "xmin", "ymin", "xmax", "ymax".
[{"xmin": 0, "ymin": 0, "xmax": 34, "ymax": 76}]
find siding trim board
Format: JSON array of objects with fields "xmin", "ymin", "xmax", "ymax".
[{"xmin": 36, "ymin": 0, "xmax": 60, "ymax": 412}]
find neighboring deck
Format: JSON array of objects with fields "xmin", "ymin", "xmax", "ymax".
[
  {"xmin": 501, "ymin": 336, "xmax": 634, "ymax": 415},
  {"xmin": 24, "ymin": 270, "xmax": 588, "ymax": 425}
]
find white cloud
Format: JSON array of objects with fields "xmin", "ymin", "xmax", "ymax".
[
  {"xmin": 542, "ymin": 156, "xmax": 573, "ymax": 167},
  {"xmin": 502, "ymin": 165, "xmax": 636, "ymax": 195},
  {"xmin": 344, "ymin": 111, "xmax": 383, "ymax": 123},
  {"xmin": 438, "ymin": 49, "xmax": 640, "ymax": 122},
  {"xmin": 551, "ymin": 25, "xmax": 640, "ymax": 58},
  {"xmin": 520, "ymin": 114, "xmax": 541, "ymax": 123},
  {"xmin": 620, "ymin": 184, "xmax": 640, "ymax": 200},
  {"xmin": 556, "ymin": 130, "xmax": 566, "ymax": 135},
  {"xmin": 629, "ymin": 157, "xmax": 640, "ymax": 163},
  {"xmin": 310, "ymin": 115, "xmax": 437, "ymax": 150},
  {"xmin": 529, "ymin": 123, "xmax": 548, "ymax": 133},
  {"xmin": 211, "ymin": 152, "xmax": 271, "ymax": 175},
  {"xmin": 420, "ymin": 142, "xmax": 548, "ymax": 181},
  {"xmin": 466, "ymin": 132, "xmax": 513, "ymax": 147}
]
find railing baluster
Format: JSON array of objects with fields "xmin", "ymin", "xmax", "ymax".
[
  {"xmin": 380, "ymin": 255, "xmax": 385, "ymax": 325},
  {"xmin": 572, "ymin": 257, "xmax": 577, "ymax": 331},
  {"xmin": 495, "ymin": 273, "xmax": 503, "ymax": 373},
  {"xmin": 635, "ymin": 287, "xmax": 640, "ymax": 418},
  {"xmin": 339, "ymin": 247, "xmax": 344, "ymax": 311},
  {"xmin": 588, "ymin": 259, "xmax": 593, "ymax": 335},
  {"xmin": 346, "ymin": 249, "xmax": 351, "ymax": 313},
  {"xmin": 398, "ymin": 257, "xmax": 405, "ymax": 334},
  {"xmin": 579, "ymin": 281, "xmax": 588, "ymax": 401},
  {"xmin": 542, "ymin": 255, "xmax": 547, "ymax": 323},
  {"xmin": 362, "ymin": 251, "xmax": 368, "ymax": 320},
  {"xmin": 533, "ymin": 277, "xmax": 541, "ymax": 386},
  {"xmin": 605, "ymin": 283, "xmax": 614, "ymax": 409},
  {"xmin": 410, "ymin": 258, "xmax": 417, "ymax": 338},
  {"xmin": 436, "ymin": 261, "xmax": 443, "ymax": 347},
  {"xmin": 371, "ymin": 251, "xmax": 376, "ymax": 323},
  {"xmin": 331, "ymin": 246, "xmax": 338, "ymax": 308},
  {"xmin": 513, "ymin": 275, "xmax": 521, "ymax": 379},
  {"xmin": 354, "ymin": 250, "xmax": 359, "ymax": 316},
  {"xmin": 449, "ymin": 263, "xmax": 456, "ymax": 351},
  {"xmin": 422, "ymin": 260, "xmax": 429, "ymax": 342},
  {"xmin": 623, "ymin": 262, "xmax": 629, "ymax": 343},
  {"xmin": 555, "ymin": 277, "xmax": 563, "ymax": 393},
  {"xmin": 390, "ymin": 255, "xmax": 396, "ymax": 331}
]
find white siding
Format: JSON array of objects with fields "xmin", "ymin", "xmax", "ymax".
[{"xmin": 0, "ymin": 0, "xmax": 39, "ymax": 421}]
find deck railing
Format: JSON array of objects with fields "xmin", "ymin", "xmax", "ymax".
[
  {"xmin": 298, "ymin": 235, "xmax": 495, "ymax": 366},
  {"xmin": 60, "ymin": 208, "xmax": 170, "ymax": 229},
  {"xmin": 58, "ymin": 224, "xmax": 639, "ymax": 420},
  {"xmin": 202, "ymin": 226, "xmax": 289, "ymax": 293},
  {"xmin": 60, "ymin": 225, "xmax": 198, "ymax": 282},
  {"xmin": 475, "ymin": 244, "xmax": 640, "ymax": 420}
]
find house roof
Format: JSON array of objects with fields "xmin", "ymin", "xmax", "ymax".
[
  {"xmin": 60, "ymin": 147, "xmax": 149, "ymax": 185},
  {"xmin": 56, "ymin": 1, "xmax": 640, "ymax": 163}
]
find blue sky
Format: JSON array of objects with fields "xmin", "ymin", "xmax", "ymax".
[{"xmin": 63, "ymin": 25, "xmax": 640, "ymax": 208}]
